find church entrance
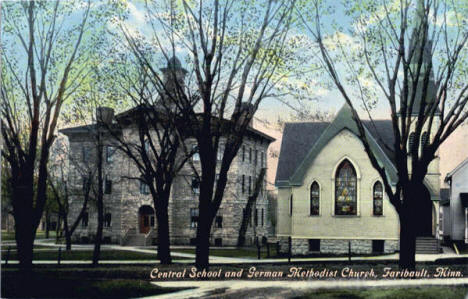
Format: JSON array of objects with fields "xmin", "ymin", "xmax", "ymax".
[
  {"xmin": 139, "ymin": 205, "xmax": 155, "ymax": 234},
  {"xmin": 416, "ymin": 185, "xmax": 433, "ymax": 237}
]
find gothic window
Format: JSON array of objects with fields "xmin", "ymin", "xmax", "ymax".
[
  {"xmin": 140, "ymin": 180, "xmax": 150, "ymax": 195},
  {"xmin": 104, "ymin": 176, "xmax": 112, "ymax": 194},
  {"xmin": 217, "ymin": 144, "xmax": 224, "ymax": 161},
  {"xmin": 241, "ymin": 175, "xmax": 245, "ymax": 194},
  {"xmin": 216, "ymin": 216, "xmax": 223, "ymax": 228},
  {"xmin": 310, "ymin": 181, "xmax": 320, "ymax": 216},
  {"xmin": 335, "ymin": 160, "xmax": 357, "ymax": 215},
  {"xmin": 373, "ymin": 181, "xmax": 383, "ymax": 216},
  {"xmin": 242, "ymin": 145, "xmax": 245, "ymax": 162},
  {"xmin": 421, "ymin": 131, "xmax": 429, "ymax": 150},
  {"xmin": 248, "ymin": 176, "xmax": 252, "ymax": 195},
  {"xmin": 408, "ymin": 132, "xmax": 417, "ymax": 156},
  {"xmin": 81, "ymin": 210, "xmax": 89, "ymax": 228}
]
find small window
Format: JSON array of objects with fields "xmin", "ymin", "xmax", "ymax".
[
  {"xmin": 190, "ymin": 208, "xmax": 199, "ymax": 228},
  {"xmin": 254, "ymin": 208, "xmax": 258, "ymax": 226},
  {"xmin": 217, "ymin": 144, "xmax": 224, "ymax": 161},
  {"xmin": 82, "ymin": 146, "xmax": 90, "ymax": 163},
  {"xmin": 192, "ymin": 145, "xmax": 200, "ymax": 161},
  {"xmin": 144, "ymin": 139, "xmax": 150, "ymax": 153},
  {"xmin": 408, "ymin": 132, "xmax": 417, "ymax": 156},
  {"xmin": 308, "ymin": 239, "xmax": 320, "ymax": 252},
  {"xmin": 192, "ymin": 177, "xmax": 200, "ymax": 194},
  {"xmin": 254, "ymin": 149, "xmax": 258, "ymax": 165},
  {"xmin": 104, "ymin": 209, "xmax": 112, "ymax": 228},
  {"xmin": 249, "ymin": 148, "xmax": 252, "ymax": 163},
  {"xmin": 248, "ymin": 176, "xmax": 252, "ymax": 195},
  {"xmin": 214, "ymin": 238, "xmax": 222, "ymax": 246},
  {"xmin": 421, "ymin": 131, "xmax": 429, "ymax": 150},
  {"xmin": 242, "ymin": 175, "xmax": 245, "ymax": 194},
  {"xmin": 373, "ymin": 181, "xmax": 383, "ymax": 216},
  {"xmin": 242, "ymin": 145, "xmax": 245, "ymax": 162},
  {"xmin": 261, "ymin": 152, "xmax": 265, "ymax": 168},
  {"xmin": 140, "ymin": 180, "xmax": 150, "ymax": 195},
  {"xmin": 372, "ymin": 240, "xmax": 385, "ymax": 253},
  {"xmin": 106, "ymin": 146, "xmax": 116, "ymax": 162},
  {"xmin": 310, "ymin": 182, "xmax": 320, "ymax": 216},
  {"xmin": 82, "ymin": 210, "xmax": 89, "ymax": 228},
  {"xmin": 216, "ymin": 216, "xmax": 223, "ymax": 228},
  {"xmin": 104, "ymin": 177, "xmax": 112, "ymax": 194}
]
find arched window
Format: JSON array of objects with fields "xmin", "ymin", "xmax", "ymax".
[
  {"xmin": 373, "ymin": 181, "xmax": 383, "ymax": 216},
  {"xmin": 421, "ymin": 131, "xmax": 429, "ymax": 150},
  {"xmin": 335, "ymin": 160, "xmax": 357, "ymax": 215},
  {"xmin": 289, "ymin": 194, "xmax": 293, "ymax": 216},
  {"xmin": 408, "ymin": 132, "xmax": 417, "ymax": 156},
  {"xmin": 310, "ymin": 182, "xmax": 320, "ymax": 215}
]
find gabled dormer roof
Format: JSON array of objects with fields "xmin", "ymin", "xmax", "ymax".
[{"xmin": 275, "ymin": 103, "xmax": 397, "ymax": 187}]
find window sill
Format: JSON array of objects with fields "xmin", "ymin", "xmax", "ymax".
[
  {"xmin": 309, "ymin": 215, "xmax": 320, "ymax": 217},
  {"xmin": 332, "ymin": 214, "xmax": 360, "ymax": 218}
]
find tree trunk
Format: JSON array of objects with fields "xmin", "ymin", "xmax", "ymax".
[
  {"xmin": 55, "ymin": 214, "xmax": 61, "ymax": 243},
  {"xmin": 45, "ymin": 211, "xmax": 50, "ymax": 239},
  {"xmin": 155, "ymin": 199, "xmax": 172, "ymax": 264},
  {"xmin": 195, "ymin": 206, "xmax": 213, "ymax": 270},
  {"xmin": 399, "ymin": 212, "xmax": 416, "ymax": 269},
  {"xmin": 63, "ymin": 213, "xmax": 72, "ymax": 251},
  {"xmin": 93, "ymin": 193, "xmax": 104, "ymax": 266}
]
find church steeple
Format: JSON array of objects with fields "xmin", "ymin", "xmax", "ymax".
[
  {"xmin": 406, "ymin": 1, "xmax": 438, "ymax": 116},
  {"xmin": 160, "ymin": 56, "xmax": 187, "ymax": 92}
]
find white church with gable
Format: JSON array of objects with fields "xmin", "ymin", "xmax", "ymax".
[{"xmin": 274, "ymin": 103, "xmax": 441, "ymax": 255}]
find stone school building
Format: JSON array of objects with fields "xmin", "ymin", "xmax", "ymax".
[
  {"xmin": 60, "ymin": 58, "xmax": 274, "ymax": 247},
  {"xmin": 275, "ymin": 104, "xmax": 441, "ymax": 255}
]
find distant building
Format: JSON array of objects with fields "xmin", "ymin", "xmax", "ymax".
[
  {"xmin": 441, "ymin": 158, "xmax": 468, "ymax": 244},
  {"xmin": 60, "ymin": 57, "xmax": 275, "ymax": 247}
]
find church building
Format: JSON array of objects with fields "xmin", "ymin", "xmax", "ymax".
[{"xmin": 274, "ymin": 103, "xmax": 441, "ymax": 255}]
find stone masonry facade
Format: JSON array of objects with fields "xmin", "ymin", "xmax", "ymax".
[{"xmin": 63, "ymin": 122, "xmax": 274, "ymax": 247}]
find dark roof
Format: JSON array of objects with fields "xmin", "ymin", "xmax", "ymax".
[
  {"xmin": 440, "ymin": 188, "xmax": 450, "ymax": 206},
  {"xmin": 59, "ymin": 123, "xmax": 121, "ymax": 135},
  {"xmin": 275, "ymin": 118, "xmax": 396, "ymax": 184}
]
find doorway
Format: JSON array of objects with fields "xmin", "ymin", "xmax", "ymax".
[{"xmin": 139, "ymin": 205, "xmax": 155, "ymax": 234}]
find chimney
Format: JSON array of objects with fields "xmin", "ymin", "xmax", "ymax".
[{"xmin": 96, "ymin": 107, "xmax": 114, "ymax": 125}]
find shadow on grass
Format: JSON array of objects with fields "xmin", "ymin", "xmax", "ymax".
[{"xmin": 2, "ymin": 273, "xmax": 185, "ymax": 298}]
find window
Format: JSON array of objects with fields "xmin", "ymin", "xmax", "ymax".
[
  {"xmin": 214, "ymin": 238, "xmax": 222, "ymax": 246},
  {"xmin": 82, "ymin": 146, "xmax": 90, "ymax": 163},
  {"xmin": 261, "ymin": 152, "xmax": 265, "ymax": 168},
  {"xmin": 106, "ymin": 146, "xmax": 116, "ymax": 162},
  {"xmin": 372, "ymin": 240, "xmax": 385, "ymax": 253},
  {"xmin": 104, "ymin": 177, "xmax": 112, "ymax": 194},
  {"xmin": 254, "ymin": 208, "xmax": 258, "ymax": 226},
  {"xmin": 308, "ymin": 239, "xmax": 320, "ymax": 252},
  {"xmin": 248, "ymin": 176, "xmax": 252, "ymax": 195},
  {"xmin": 192, "ymin": 145, "xmax": 200, "ymax": 161},
  {"xmin": 289, "ymin": 194, "xmax": 293, "ymax": 216},
  {"xmin": 335, "ymin": 160, "xmax": 357, "ymax": 215},
  {"xmin": 217, "ymin": 144, "xmax": 224, "ymax": 161},
  {"xmin": 144, "ymin": 139, "xmax": 150, "ymax": 153},
  {"xmin": 373, "ymin": 181, "xmax": 383, "ymax": 216},
  {"xmin": 242, "ymin": 146, "xmax": 245, "ymax": 162},
  {"xmin": 215, "ymin": 216, "xmax": 223, "ymax": 228},
  {"xmin": 192, "ymin": 177, "xmax": 200, "ymax": 194},
  {"xmin": 242, "ymin": 175, "xmax": 245, "ymax": 194},
  {"xmin": 261, "ymin": 208, "xmax": 264, "ymax": 226},
  {"xmin": 150, "ymin": 216, "xmax": 155, "ymax": 227},
  {"xmin": 190, "ymin": 208, "xmax": 199, "ymax": 228},
  {"xmin": 249, "ymin": 148, "xmax": 252, "ymax": 163},
  {"xmin": 421, "ymin": 131, "xmax": 429, "ymax": 150},
  {"xmin": 104, "ymin": 209, "xmax": 112, "ymax": 228},
  {"xmin": 254, "ymin": 149, "xmax": 258, "ymax": 166},
  {"xmin": 140, "ymin": 180, "xmax": 150, "ymax": 195},
  {"xmin": 310, "ymin": 181, "xmax": 320, "ymax": 216},
  {"xmin": 408, "ymin": 132, "xmax": 417, "ymax": 156},
  {"xmin": 81, "ymin": 210, "xmax": 89, "ymax": 228}
]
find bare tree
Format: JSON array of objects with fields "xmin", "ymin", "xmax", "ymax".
[
  {"xmin": 301, "ymin": 0, "xmax": 468, "ymax": 269},
  {"xmin": 120, "ymin": 0, "xmax": 296, "ymax": 270},
  {"xmin": 0, "ymin": 1, "xmax": 93, "ymax": 271}
]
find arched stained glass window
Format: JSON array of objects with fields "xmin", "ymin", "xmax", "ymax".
[
  {"xmin": 373, "ymin": 181, "xmax": 383, "ymax": 216},
  {"xmin": 408, "ymin": 132, "xmax": 417, "ymax": 156},
  {"xmin": 335, "ymin": 160, "xmax": 357, "ymax": 215},
  {"xmin": 310, "ymin": 182, "xmax": 320, "ymax": 216}
]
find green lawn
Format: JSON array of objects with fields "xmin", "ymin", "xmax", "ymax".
[
  {"xmin": 1, "ymin": 248, "xmax": 192, "ymax": 261},
  {"xmin": 298, "ymin": 286, "xmax": 468, "ymax": 299},
  {"xmin": 2, "ymin": 276, "xmax": 181, "ymax": 298}
]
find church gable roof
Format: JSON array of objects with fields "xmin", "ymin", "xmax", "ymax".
[{"xmin": 275, "ymin": 104, "xmax": 397, "ymax": 187}]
